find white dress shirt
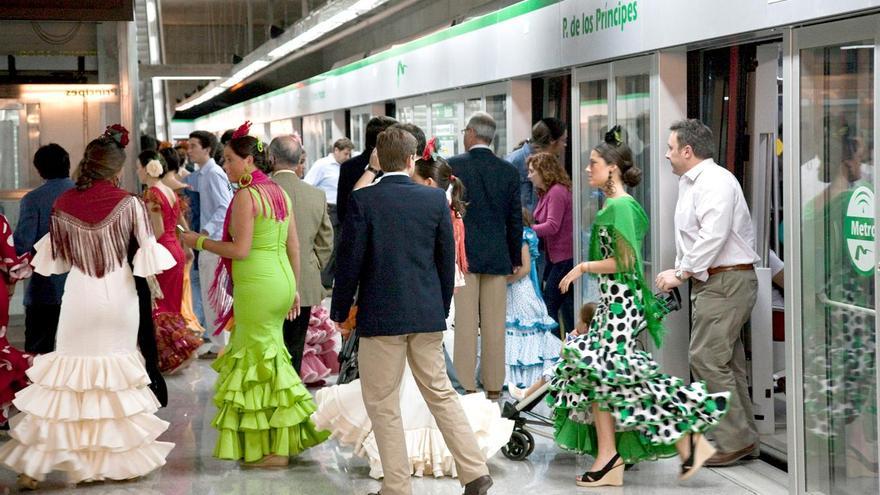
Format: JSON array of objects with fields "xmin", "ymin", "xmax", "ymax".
[
  {"xmin": 674, "ymin": 159, "xmax": 760, "ymax": 282},
  {"xmin": 303, "ymin": 153, "xmax": 340, "ymax": 204}
]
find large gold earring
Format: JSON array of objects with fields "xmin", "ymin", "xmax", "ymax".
[
  {"xmin": 238, "ymin": 171, "xmax": 253, "ymax": 188},
  {"xmin": 604, "ymin": 174, "xmax": 616, "ymax": 195}
]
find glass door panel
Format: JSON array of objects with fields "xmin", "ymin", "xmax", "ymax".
[
  {"xmin": 799, "ymin": 36, "xmax": 877, "ymax": 495},
  {"xmin": 615, "ymin": 74, "xmax": 652, "ymax": 275},
  {"xmin": 578, "ymin": 79, "xmax": 608, "ymax": 304},
  {"xmin": 431, "ymin": 101, "xmax": 462, "ymax": 157},
  {"xmin": 487, "ymin": 94, "xmax": 508, "ymax": 156}
]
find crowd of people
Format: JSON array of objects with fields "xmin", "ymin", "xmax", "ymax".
[{"xmin": 0, "ymin": 111, "xmax": 763, "ymax": 495}]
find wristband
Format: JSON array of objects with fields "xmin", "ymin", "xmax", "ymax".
[
  {"xmin": 195, "ymin": 236, "xmax": 208, "ymax": 251},
  {"xmin": 364, "ymin": 165, "xmax": 380, "ymax": 175}
]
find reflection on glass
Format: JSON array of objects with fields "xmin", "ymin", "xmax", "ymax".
[
  {"xmin": 431, "ymin": 102, "xmax": 461, "ymax": 157},
  {"xmin": 350, "ymin": 113, "xmax": 370, "ymax": 153},
  {"xmin": 800, "ymin": 42, "xmax": 877, "ymax": 495},
  {"xmin": 487, "ymin": 94, "xmax": 508, "ymax": 156},
  {"xmin": 616, "ymin": 74, "xmax": 652, "ymax": 276},
  {"xmin": 321, "ymin": 119, "xmax": 333, "ymax": 156},
  {"xmin": 465, "ymin": 98, "xmax": 482, "ymax": 121},
  {"xmin": 579, "ymin": 80, "xmax": 608, "ymax": 304},
  {"xmin": 0, "ymin": 108, "xmax": 21, "ymax": 190}
]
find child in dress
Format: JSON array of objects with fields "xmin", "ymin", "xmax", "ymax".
[
  {"xmin": 505, "ymin": 208, "xmax": 561, "ymax": 389},
  {"xmin": 509, "ymin": 302, "xmax": 596, "ymax": 400}
]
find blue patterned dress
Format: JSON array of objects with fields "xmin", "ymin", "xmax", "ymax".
[{"xmin": 505, "ymin": 227, "xmax": 561, "ymax": 387}]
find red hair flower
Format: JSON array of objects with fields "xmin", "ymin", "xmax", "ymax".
[
  {"xmin": 232, "ymin": 121, "xmax": 252, "ymax": 139},
  {"xmin": 422, "ymin": 136, "xmax": 437, "ymax": 161},
  {"xmin": 103, "ymin": 124, "xmax": 130, "ymax": 148}
]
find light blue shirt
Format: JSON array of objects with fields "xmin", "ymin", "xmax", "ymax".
[
  {"xmin": 196, "ymin": 159, "xmax": 233, "ymax": 240},
  {"xmin": 506, "ymin": 142, "xmax": 537, "ymax": 212}
]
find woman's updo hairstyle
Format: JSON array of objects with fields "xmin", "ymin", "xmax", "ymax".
[
  {"xmin": 159, "ymin": 147, "xmax": 181, "ymax": 173},
  {"xmin": 530, "ymin": 117, "xmax": 566, "ymax": 150},
  {"xmin": 227, "ymin": 135, "xmax": 269, "ymax": 173},
  {"xmin": 415, "ymin": 138, "xmax": 467, "ymax": 217},
  {"xmin": 75, "ymin": 131, "xmax": 127, "ymax": 191},
  {"xmin": 137, "ymin": 150, "xmax": 169, "ymax": 179},
  {"xmin": 594, "ymin": 125, "xmax": 641, "ymax": 188}
]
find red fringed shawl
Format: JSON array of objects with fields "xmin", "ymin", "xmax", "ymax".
[
  {"xmin": 208, "ymin": 169, "xmax": 290, "ymax": 335},
  {"xmin": 50, "ymin": 180, "xmax": 146, "ymax": 278}
]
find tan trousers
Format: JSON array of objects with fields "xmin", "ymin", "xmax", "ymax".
[
  {"xmin": 359, "ymin": 332, "xmax": 489, "ymax": 495},
  {"xmin": 453, "ymin": 273, "xmax": 507, "ymax": 392},
  {"xmin": 690, "ymin": 270, "xmax": 759, "ymax": 452}
]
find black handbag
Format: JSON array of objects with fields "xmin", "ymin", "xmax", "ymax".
[{"xmin": 336, "ymin": 329, "xmax": 360, "ymax": 385}]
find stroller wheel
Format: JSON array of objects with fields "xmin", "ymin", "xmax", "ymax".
[
  {"xmin": 514, "ymin": 427, "xmax": 536, "ymax": 457},
  {"xmin": 502, "ymin": 431, "xmax": 531, "ymax": 461}
]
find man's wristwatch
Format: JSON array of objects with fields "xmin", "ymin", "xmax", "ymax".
[
  {"xmin": 364, "ymin": 164, "xmax": 380, "ymax": 175},
  {"xmin": 674, "ymin": 269, "xmax": 685, "ymax": 281}
]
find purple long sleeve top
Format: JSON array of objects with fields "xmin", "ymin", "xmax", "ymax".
[{"xmin": 533, "ymin": 183, "xmax": 573, "ymax": 263}]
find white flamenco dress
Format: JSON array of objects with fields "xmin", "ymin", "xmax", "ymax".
[
  {"xmin": 313, "ymin": 269, "xmax": 513, "ymax": 479},
  {"xmin": 0, "ymin": 195, "xmax": 176, "ymax": 483}
]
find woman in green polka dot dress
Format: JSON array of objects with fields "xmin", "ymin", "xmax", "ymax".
[{"xmin": 549, "ymin": 127, "xmax": 730, "ymax": 488}]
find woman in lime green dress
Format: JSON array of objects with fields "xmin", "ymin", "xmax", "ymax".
[{"xmin": 182, "ymin": 122, "xmax": 328, "ymax": 467}]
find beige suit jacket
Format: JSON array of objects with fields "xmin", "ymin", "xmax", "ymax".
[{"xmin": 272, "ymin": 170, "xmax": 333, "ymax": 307}]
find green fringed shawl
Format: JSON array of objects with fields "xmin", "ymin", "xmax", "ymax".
[{"xmin": 589, "ymin": 196, "xmax": 666, "ymax": 348}]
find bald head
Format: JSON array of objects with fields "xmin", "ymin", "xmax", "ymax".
[{"xmin": 268, "ymin": 135, "xmax": 303, "ymax": 172}]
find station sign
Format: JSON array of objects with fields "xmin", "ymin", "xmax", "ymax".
[
  {"xmin": 17, "ymin": 84, "xmax": 119, "ymax": 103},
  {"xmin": 845, "ymin": 185, "xmax": 875, "ymax": 277}
]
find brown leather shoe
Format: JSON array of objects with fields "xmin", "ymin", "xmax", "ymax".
[
  {"xmin": 704, "ymin": 443, "xmax": 757, "ymax": 467},
  {"xmin": 463, "ymin": 475, "xmax": 493, "ymax": 495}
]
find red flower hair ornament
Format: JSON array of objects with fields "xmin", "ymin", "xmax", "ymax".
[
  {"xmin": 232, "ymin": 121, "xmax": 252, "ymax": 139},
  {"xmin": 103, "ymin": 124, "xmax": 130, "ymax": 148},
  {"xmin": 422, "ymin": 136, "xmax": 438, "ymax": 161},
  {"xmin": 231, "ymin": 120, "xmax": 263, "ymax": 151}
]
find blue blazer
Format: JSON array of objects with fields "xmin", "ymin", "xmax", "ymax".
[
  {"xmin": 448, "ymin": 147, "xmax": 523, "ymax": 275},
  {"xmin": 330, "ymin": 174, "xmax": 455, "ymax": 337}
]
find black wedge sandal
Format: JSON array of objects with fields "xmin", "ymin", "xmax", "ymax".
[{"xmin": 576, "ymin": 453, "xmax": 624, "ymax": 487}]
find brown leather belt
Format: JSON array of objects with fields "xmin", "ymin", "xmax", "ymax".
[{"xmin": 707, "ymin": 264, "xmax": 755, "ymax": 276}]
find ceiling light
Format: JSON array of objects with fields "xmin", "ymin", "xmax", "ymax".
[
  {"xmin": 221, "ymin": 59, "xmax": 271, "ymax": 88},
  {"xmin": 176, "ymin": 87, "xmax": 225, "ymax": 111}
]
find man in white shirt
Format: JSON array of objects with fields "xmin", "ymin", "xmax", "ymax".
[
  {"xmin": 305, "ymin": 137, "xmax": 353, "ymax": 288},
  {"xmin": 655, "ymin": 119, "xmax": 760, "ymax": 467},
  {"xmin": 188, "ymin": 130, "xmax": 234, "ymax": 357}
]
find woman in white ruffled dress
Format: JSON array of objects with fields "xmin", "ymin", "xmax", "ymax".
[
  {"xmin": 0, "ymin": 127, "xmax": 175, "ymax": 489},
  {"xmin": 312, "ymin": 143, "xmax": 512, "ymax": 479}
]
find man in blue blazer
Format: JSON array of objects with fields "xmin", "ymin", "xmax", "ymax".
[
  {"xmin": 331, "ymin": 127, "xmax": 493, "ymax": 495},
  {"xmin": 448, "ymin": 112, "xmax": 522, "ymax": 399}
]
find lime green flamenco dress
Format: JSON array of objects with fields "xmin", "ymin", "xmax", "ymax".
[
  {"xmin": 547, "ymin": 196, "xmax": 729, "ymax": 464},
  {"xmin": 210, "ymin": 186, "xmax": 329, "ymax": 462}
]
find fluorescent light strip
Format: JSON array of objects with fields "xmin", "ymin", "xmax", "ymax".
[
  {"xmin": 175, "ymin": 0, "xmax": 391, "ymax": 112},
  {"xmin": 840, "ymin": 44, "xmax": 874, "ymax": 50},
  {"xmin": 152, "ymin": 76, "xmax": 224, "ymax": 81}
]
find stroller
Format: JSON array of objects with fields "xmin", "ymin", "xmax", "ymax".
[{"xmin": 500, "ymin": 287, "xmax": 683, "ymax": 461}]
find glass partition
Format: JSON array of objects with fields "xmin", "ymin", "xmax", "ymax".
[
  {"xmin": 578, "ymin": 79, "xmax": 608, "ymax": 304},
  {"xmin": 799, "ymin": 37, "xmax": 878, "ymax": 495},
  {"xmin": 431, "ymin": 102, "xmax": 462, "ymax": 157},
  {"xmin": 616, "ymin": 74, "xmax": 652, "ymax": 273},
  {"xmin": 487, "ymin": 94, "xmax": 508, "ymax": 156}
]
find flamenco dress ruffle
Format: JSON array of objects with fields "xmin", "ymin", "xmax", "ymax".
[
  {"xmin": 312, "ymin": 370, "xmax": 513, "ymax": 479},
  {"xmin": 212, "ymin": 343, "xmax": 330, "ymax": 462},
  {"xmin": 299, "ymin": 306, "xmax": 340, "ymax": 386}
]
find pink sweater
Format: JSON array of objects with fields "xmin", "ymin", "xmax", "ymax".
[{"xmin": 533, "ymin": 183, "xmax": 573, "ymax": 263}]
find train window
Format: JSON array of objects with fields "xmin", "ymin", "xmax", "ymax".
[{"xmin": 431, "ymin": 102, "xmax": 461, "ymax": 157}]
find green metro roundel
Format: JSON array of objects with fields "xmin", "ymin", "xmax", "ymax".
[{"xmin": 845, "ymin": 186, "xmax": 875, "ymax": 277}]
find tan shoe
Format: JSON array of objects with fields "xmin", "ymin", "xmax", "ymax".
[{"xmin": 704, "ymin": 443, "xmax": 756, "ymax": 467}]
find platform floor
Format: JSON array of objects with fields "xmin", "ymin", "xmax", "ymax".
[{"xmin": 0, "ymin": 346, "xmax": 791, "ymax": 495}]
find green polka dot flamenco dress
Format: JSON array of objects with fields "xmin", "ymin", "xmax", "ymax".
[{"xmin": 547, "ymin": 196, "xmax": 729, "ymax": 463}]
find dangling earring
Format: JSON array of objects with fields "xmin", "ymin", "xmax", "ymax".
[
  {"xmin": 238, "ymin": 169, "xmax": 253, "ymax": 188},
  {"xmin": 604, "ymin": 174, "xmax": 616, "ymax": 195}
]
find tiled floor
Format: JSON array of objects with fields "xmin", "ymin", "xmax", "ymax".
[{"xmin": 0, "ymin": 351, "xmax": 790, "ymax": 494}]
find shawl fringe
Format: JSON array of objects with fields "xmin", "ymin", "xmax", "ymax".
[{"xmin": 50, "ymin": 197, "xmax": 143, "ymax": 278}]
